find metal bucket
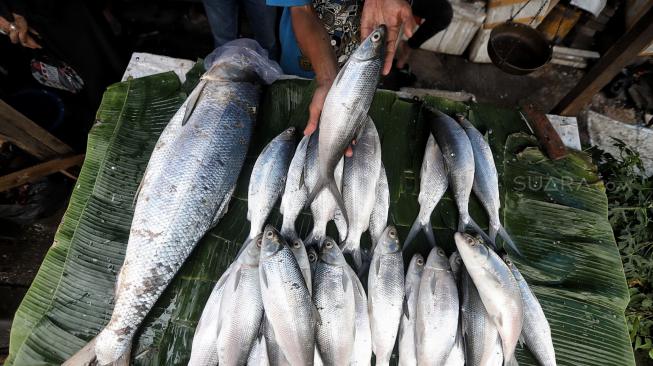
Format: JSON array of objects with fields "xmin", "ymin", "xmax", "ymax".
[{"xmin": 488, "ymin": 22, "xmax": 552, "ymax": 75}]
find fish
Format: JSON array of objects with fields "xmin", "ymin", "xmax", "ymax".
[
  {"xmin": 416, "ymin": 246, "xmax": 459, "ymax": 366},
  {"xmin": 307, "ymin": 245, "xmax": 319, "ymax": 276},
  {"xmin": 341, "ymin": 117, "xmax": 382, "ymax": 269},
  {"xmin": 313, "ymin": 237, "xmax": 356, "ymax": 366},
  {"xmin": 456, "ymin": 115, "xmax": 520, "ymax": 255},
  {"xmin": 304, "ymin": 132, "xmax": 344, "ymax": 247},
  {"xmin": 454, "ymin": 233, "xmax": 523, "ymax": 363},
  {"xmin": 461, "ymin": 269, "xmax": 503, "ymax": 366},
  {"xmin": 280, "ymin": 135, "xmax": 310, "ymax": 241},
  {"xmin": 259, "ymin": 225, "xmax": 316, "ymax": 366},
  {"xmin": 262, "ymin": 316, "xmax": 289, "ymax": 366},
  {"xmin": 289, "ymin": 237, "xmax": 312, "ymax": 295},
  {"xmin": 188, "ymin": 263, "xmax": 235, "ymax": 366},
  {"xmin": 425, "ymin": 107, "xmax": 491, "ymax": 244},
  {"xmin": 247, "ymin": 334, "xmax": 270, "ymax": 366},
  {"xmin": 306, "ymin": 25, "xmax": 387, "ymax": 229},
  {"xmin": 65, "ymin": 53, "xmax": 267, "ymax": 366},
  {"xmin": 368, "ymin": 226, "xmax": 405, "ymax": 366},
  {"xmin": 503, "ymin": 255, "xmax": 556, "ymax": 366},
  {"xmin": 445, "ymin": 324, "xmax": 466, "ymax": 366},
  {"xmin": 369, "ymin": 165, "xmax": 389, "ymax": 248},
  {"xmin": 216, "ymin": 235, "xmax": 265, "ymax": 366},
  {"xmin": 398, "ymin": 254, "xmax": 425, "ymax": 366},
  {"xmin": 346, "ymin": 266, "xmax": 372, "ymax": 366},
  {"xmin": 248, "ymin": 128, "xmax": 296, "ymax": 238},
  {"xmin": 449, "ymin": 251, "xmax": 463, "ymax": 284},
  {"xmin": 404, "ymin": 134, "xmax": 448, "ymax": 250}
]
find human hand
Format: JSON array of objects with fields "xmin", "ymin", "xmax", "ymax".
[
  {"xmin": 305, "ymin": 78, "xmax": 354, "ymax": 157},
  {"xmin": 361, "ymin": 0, "xmax": 416, "ymax": 76},
  {"xmin": 0, "ymin": 14, "xmax": 41, "ymax": 49},
  {"xmin": 395, "ymin": 40, "xmax": 412, "ymax": 69}
]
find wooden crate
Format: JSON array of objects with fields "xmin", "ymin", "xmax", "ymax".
[{"xmin": 420, "ymin": 1, "xmax": 486, "ymax": 56}]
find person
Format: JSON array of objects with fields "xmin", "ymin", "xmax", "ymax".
[
  {"xmin": 267, "ymin": 0, "xmax": 416, "ymax": 144},
  {"xmin": 395, "ymin": 0, "xmax": 453, "ymax": 68},
  {"xmin": 202, "ymin": 0, "xmax": 279, "ymax": 59}
]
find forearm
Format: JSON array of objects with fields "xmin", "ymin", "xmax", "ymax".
[{"xmin": 290, "ymin": 5, "xmax": 337, "ymax": 84}]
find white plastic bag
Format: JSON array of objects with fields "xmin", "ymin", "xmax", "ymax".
[{"xmin": 204, "ymin": 39, "xmax": 283, "ymax": 85}]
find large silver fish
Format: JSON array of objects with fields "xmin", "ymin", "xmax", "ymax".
[
  {"xmin": 341, "ymin": 117, "xmax": 382, "ymax": 269},
  {"xmin": 247, "ymin": 334, "xmax": 270, "ymax": 366},
  {"xmin": 313, "ymin": 237, "xmax": 356, "ymax": 366},
  {"xmin": 280, "ymin": 135, "xmax": 310, "ymax": 241},
  {"xmin": 503, "ymin": 255, "xmax": 556, "ymax": 366},
  {"xmin": 445, "ymin": 252, "xmax": 465, "ymax": 366},
  {"xmin": 217, "ymin": 236, "xmax": 265, "ymax": 366},
  {"xmin": 461, "ymin": 269, "xmax": 503, "ymax": 366},
  {"xmin": 454, "ymin": 233, "xmax": 523, "ymax": 363},
  {"xmin": 369, "ymin": 165, "xmax": 389, "ymax": 248},
  {"xmin": 456, "ymin": 115, "xmax": 519, "ymax": 254},
  {"xmin": 304, "ymin": 132, "xmax": 344, "ymax": 247},
  {"xmin": 425, "ymin": 107, "xmax": 490, "ymax": 244},
  {"xmin": 290, "ymin": 237, "xmax": 312, "ymax": 295},
  {"xmin": 248, "ymin": 128, "xmax": 296, "ymax": 238},
  {"xmin": 416, "ymin": 247, "xmax": 459, "ymax": 366},
  {"xmin": 368, "ymin": 226, "xmax": 405, "ymax": 366},
  {"xmin": 405, "ymin": 133, "xmax": 448, "ymax": 249},
  {"xmin": 398, "ymin": 254, "xmax": 425, "ymax": 366},
  {"xmin": 259, "ymin": 226, "xmax": 315, "ymax": 366},
  {"xmin": 346, "ymin": 266, "xmax": 372, "ymax": 366},
  {"xmin": 65, "ymin": 52, "xmax": 268, "ymax": 366},
  {"xmin": 306, "ymin": 25, "xmax": 387, "ymax": 228}
]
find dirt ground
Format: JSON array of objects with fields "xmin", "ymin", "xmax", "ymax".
[{"xmin": 0, "ymin": 49, "xmax": 607, "ymax": 362}]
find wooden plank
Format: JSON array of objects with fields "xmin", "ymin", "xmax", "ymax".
[
  {"xmin": 551, "ymin": 6, "xmax": 653, "ymax": 116},
  {"xmin": 520, "ymin": 103, "xmax": 568, "ymax": 160},
  {"xmin": 0, "ymin": 154, "xmax": 85, "ymax": 192},
  {"xmin": 0, "ymin": 100, "xmax": 73, "ymax": 159}
]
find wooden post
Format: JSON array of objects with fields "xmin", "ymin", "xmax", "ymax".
[
  {"xmin": 0, "ymin": 154, "xmax": 85, "ymax": 192},
  {"xmin": 551, "ymin": 5, "xmax": 653, "ymax": 116}
]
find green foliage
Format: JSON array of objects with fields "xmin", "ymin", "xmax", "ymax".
[{"xmin": 591, "ymin": 138, "xmax": 653, "ymax": 359}]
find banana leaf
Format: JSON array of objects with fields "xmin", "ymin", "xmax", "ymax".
[{"xmin": 7, "ymin": 74, "xmax": 634, "ymax": 366}]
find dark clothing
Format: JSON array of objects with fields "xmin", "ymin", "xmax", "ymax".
[{"xmin": 407, "ymin": 0, "xmax": 453, "ymax": 49}]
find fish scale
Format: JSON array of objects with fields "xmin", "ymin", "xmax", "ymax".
[
  {"xmin": 398, "ymin": 254, "xmax": 424, "ymax": 366},
  {"xmin": 280, "ymin": 135, "xmax": 310, "ymax": 241},
  {"xmin": 369, "ymin": 165, "xmax": 389, "ymax": 248},
  {"xmin": 80, "ymin": 61, "xmax": 261, "ymax": 365}
]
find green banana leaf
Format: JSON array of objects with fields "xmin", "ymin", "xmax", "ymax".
[{"xmin": 7, "ymin": 72, "xmax": 634, "ymax": 366}]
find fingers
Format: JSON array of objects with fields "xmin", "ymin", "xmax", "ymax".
[
  {"xmin": 383, "ymin": 24, "xmax": 401, "ymax": 75},
  {"xmin": 304, "ymin": 105, "xmax": 319, "ymax": 136},
  {"xmin": 401, "ymin": 6, "xmax": 417, "ymax": 38},
  {"xmin": 360, "ymin": 0, "xmax": 378, "ymax": 39}
]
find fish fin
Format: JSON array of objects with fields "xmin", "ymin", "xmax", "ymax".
[
  {"xmin": 504, "ymin": 354, "xmax": 519, "ymax": 366},
  {"xmin": 341, "ymin": 272, "xmax": 349, "ymax": 293},
  {"xmin": 260, "ymin": 268, "xmax": 269, "ymax": 288},
  {"xmin": 232, "ymin": 268, "xmax": 242, "ymax": 292},
  {"xmin": 114, "ymin": 265, "xmax": 126, "ymax": 298},
  {"xmin": 62, "ymin": 336, "xmax": 99, "ymax": 366},
  {"xmin": 307, "ymin": 177, "xmax": 349, "ymax": 239},
  {"xmin": 312, "ymin": 304, "xmax": 322, "ymax": 325},
  {"xmin": 423, "ymin": 219, "xmax": 436, "ymax": 248},
  {"xmin": 402, "ymin": 297, "xmax": 410, "ymax": 320},
  {"xmin": 519, "ymin": 333, "xmax": 525, "ymax": 347},
  {"xmin": 352, "ymin": 249, "xmax": 363, "ymax": 271},
  {"xmin": 235, "ymin": 236, "xmax": 252, "ymax": 258},
  {"xmin": 211, "ymin": 186, "xmax": 235, "ymax": 228},
  {"xmin": 498, "ymin": 225, "xmax": 523, "ymax": 257},
  {"xmin": 132, "ymin": 176, "xmax": 145, "ymax": 208},
  {"xmin": 403, "ymin": 217, "xmax": 422, "ymax": 252},
  {"xmin": 181, "ymin": 79, "xmax": 206, "ymax": 126},
  {"xmin": 373, "ymin": 257, "xmax": 381, "ymax": 277}
]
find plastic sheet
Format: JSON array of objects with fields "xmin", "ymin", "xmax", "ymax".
[{"xmin": 204, "ymin": 39, "xmax": 283, "ymax": 85}]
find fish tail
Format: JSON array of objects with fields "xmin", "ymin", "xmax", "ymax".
[
  {"xmin": 340, "ymin": 239, "xmax": 362, "ymax": 270},
  {"xmin": 403, "ymin": 216, "xmax": 436, "ymax": 252},
  {"xmin": 504, "ymin": 353, "xmax": 519, "ymax": 366},
  {"xmin": 351, "ymin": 248, "xmax": 363, "ymax": 271},
  {"xmin": 489, "ymin": 223, "xmax": 499, "ymax": 243},
  {"xmin": 498, "ymin": 225, "xmax": 523, "ymax": 257},
  {"xmin": 63, "ymin": 336, "xmax": 131, "ymax": 366},
  {"xmin": 463, "ymin": 217, "xmax": 497, "ymax": 250},
  {"xmin": 327, "ymin": 178, "xmax": 349, "ymax": 237},
  {"xmin": 304, "ymin": 228, "xmax": 323, "ymax": 248}
]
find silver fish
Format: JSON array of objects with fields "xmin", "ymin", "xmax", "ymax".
[
  {"xmin": 217, "ymin": 236, "xmax": 265, "ymax": 366},
  {"xmin": 369, "ymin": 165, "xmax": 389, "ymax": 249},
  {"xmin": 425, "ymin": 107, "xmax": 491, "ymax": 243},
  {"xmin": 307, "ymin": 245, "xmax": 319, "ymax": 276},
  {"xmin": 289, "ymin": 237, "xmax": 312, "ymax": 295},
  {"xmin": 304, "ymin": 132, "xmax": 344, "ymax": 247},
  {"xmin": 248, "ymin": 334, "xmax": 270, "ymax": 366},
  {"xmin": 341, "ymin": 117, "xmax": 382, "ymax": 269},
  {"xmin": 454, "ymin": 233, "xmax": 523, "ymax": 362},
  {"xmin": 445, "ymin": 324, "xmax": 465, "ymax": 366},
  {"xmin": 461, "ymin": 269, "xmax": 502, "ymax": 366},
  {"xmin": 449, "ymin": 251, "xmax": 463, "ymax": 284},
  {"xmin": 346, "ymin": 266, "xmax": 372, "ymax": 366},
  {"xmin": 416, "ymin": 247, "xmax": 459, "ymax": 366},
  {"xmin": 65, "ymin": 57, "xmax": 265, "ymax": 366},
  {"xmin": 280, "ymin": 135, "xmax": 310, "ymax": 241},
  {"xmin": 263, "ymin": 316, "xmax": 289, "ymax": 366},
  {"xmin": 306, "ymin": 26, "xmax": 387, "ymax": 228},
  {"xmin": 313, "ymin": 237, "xmax": 356, "ymax": 366},
  {"xmin": 188, "ymin": 263, "xmax": 235, "ymax": 366},
  {"xmin": 405, "ymin": 134, "xmax": 448, "ymax": 249},
  {"xmin": 503, "ymin": 255, "xmax": 556, "ymax": 366},
  {"xmin": 259, "ymin": 226, "xmax": 316, "ymax": 366},
  {"xmin": 368, "ymin": 226, "xmax": 404, "ymax": 366},
  {"xmin": 398, "ymin": 254, "xmax": 425, "ymax": 366},
  {"xmin": 248, "ymin": 128, "xmax": 296, "ymax": 238},
  {"xmin": 457, "ymin": 115, "xmax": 520, "ymax": 254}
]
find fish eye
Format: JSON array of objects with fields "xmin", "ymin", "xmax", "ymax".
[
  {"xmin": 416, "ymin": 258, "xmax": 424, "ymax": 266},
  {"xmin": 256, "ymin": 238, "xmax": 262, "ymax": 247},
  {"xmin": 437, "ymin": 248, "xmax": 445, "ymax": 256},
  {"xmin": 389, "ymin": 228, "xmax": 397, "ymax": 238},
  {"xmin": 293, "ymin": 240, "xmax": 301, "ymax": 248},
  {"xmin": 325, "ymin": 240, "xmax": 334, "ymax": 249},
  {"xmin": 265, "ymin": 230, "xmax": 274, "ymax": 239},
  {"xmin": 504, "ymin": 258, "xmax": 512, "ymax": 265},
  {"xmin": 372, "ymin": 32, "xmax": 381, "ymax": 41},
  {"xmin": 308, "ymin": 252, "xmax": 317, "ymax": 262}
]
